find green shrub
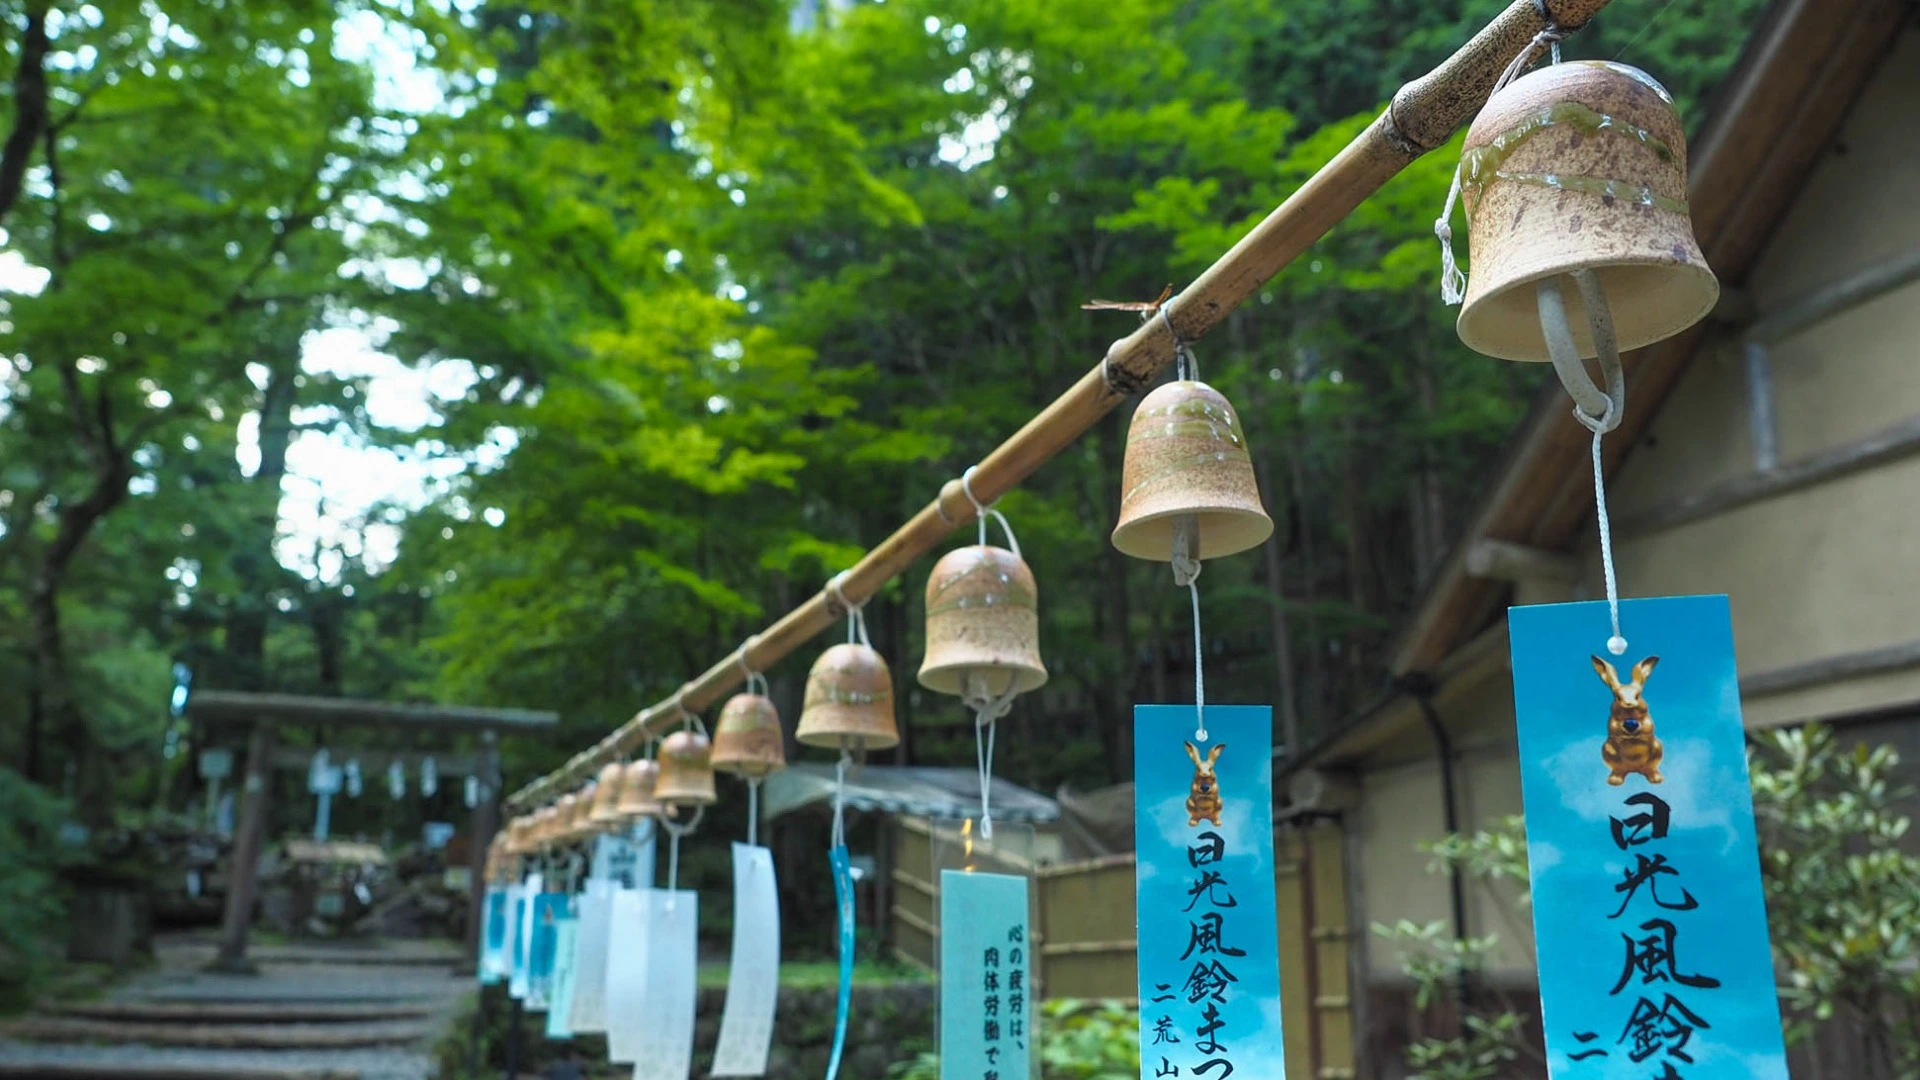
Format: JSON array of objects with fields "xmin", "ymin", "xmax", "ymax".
[
  {"xmin": 891, "ymin": 998, "xmax": 1139, "ymax": 1080},
  {"xmin": 0, "ymin": 767, "xmax": 73, "ymax": 1009}
]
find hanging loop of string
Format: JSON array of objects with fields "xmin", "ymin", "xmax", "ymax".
[
  {"xmin": 827, "ymin": 572, "xmax": 871, "ymax": 647},
  {"xmin": 966, "ymin": 684, "xmax": 1016, "ymax": 840},
  {"xmin": 1159, "ymin": 306, "xmax": 1198, "ymax": 383},
  {"xmin": 1538, "ymin": 270, "xmax": 1630, "ymax": 656},
  {"xmin": 961, "ymin": 466, "xmax": 1022, "ymax": 557},
  {"xmin": 735, "ymin": 636, "xmax": 770, "ymax": 698},
  {"xmin": 1435, "ymin": 3, "xmax": 1569, "ymax": 305}
]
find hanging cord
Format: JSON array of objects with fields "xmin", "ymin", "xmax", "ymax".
[
  {"xmin": 659, "ymin": 805, "xmax": 704, "ymax": 892},
  {"xmin": 1538, "ymin": 270, "xmax": 1629, "ymax": 656},
  {"xmin": 1435, "ymin": 1, "xmax": 1569, "ymax": 304},
  {"xmin": 1160, "ymin": 306, "xmax": 1197, "ymax": 383},
  {"xmin": 1172, "ymin": 517, "xmax": 1207, "ymax": 743},
  {"xmin": 747, "ymin": 777, "xmax": 762, "ymax": 847},
  {"xmin": 734, "ymin": 635, "xmax": 771, "ymax": 698},
  {"xmin": 1156, "ymin": 308, "xmax": 1210, "ymax": 743},
  {"xmin": 830, "ymin": 745, "xmax": 851, "ymax": 850},
  {"xmin": 827, "ymin": 572, "xmax": 871, "ymax": 647},
  {"xmin": 960, "ymin": 465, "xmax": 1025, "ymax": 839},
  {"xmin": 734, "ymin": 638, "xmax": 770, "ymax": 848},
  {"xmin": 961, "ymin": 466, "xmax": 1021, "ymax": 557}
]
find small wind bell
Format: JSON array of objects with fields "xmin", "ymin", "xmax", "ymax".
[
  {"xmin": 796, "ymin": 575, "xmax": 899, "ymax": 754},
  {"xmin": 919, "ymin": 468, "xmax": 1048, "ymax": 838},
  {"xmin": 713, "ymin": 641, "xmax": 786, "ymax": 846},
  {"xmin": 588, "ymin": 761, "xmax": 627, "ymax": 827},
  {"xmin": 1111, "ymin": 307, "xmax": 1273, "ymax": 743}
]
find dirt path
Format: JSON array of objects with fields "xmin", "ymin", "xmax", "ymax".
[{"xmin": 0, "ymin": 936, "xmax": 473, "ymax": 1080}]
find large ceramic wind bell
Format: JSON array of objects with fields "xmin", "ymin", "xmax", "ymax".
[
  {"xmin": 799, "ymin": 573, "xmax": 896, "ymax": 1080},
  {"xmin": 1109, "ymin": 307, "xmax": 1287, "ymax": 1079},
  {"xmin": 1439, "ymin": 46, "xmax": 1788, "ymax": 1080},
  {"xmin": 919, "ymin": 469, "xmax": 1046, "ymax": 839},
  {"xmin": 710, "ymin": 646, "xmax": 787, "ymax": 1078}
]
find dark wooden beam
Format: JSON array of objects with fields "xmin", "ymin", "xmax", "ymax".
[{"xmin": 187, "ymin": 690, "xmax": 557, "ymax": 732}]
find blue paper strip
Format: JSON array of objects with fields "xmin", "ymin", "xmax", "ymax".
[
  {"xmin": 479, "ymin": 887, "xmax": 508, "ymax": 985},
  {"xmin": 507, "ymin": 885, "xmax": 532, "ymax": 1000},
  {"xmin": 528, "ymin": 891, "xmax": 567, "ymax": 1009},
  {"xmin": 939, "ymin": 871, "xmax": 1031, "ymax": 1080},
  {"xmin": 825, "ymin": 843, "xmax": 855, "ymax": 1080},
  {"xmin": 545, "ymin": 913, "xmax": 580, "ymax": 1039},
  {"xmin": 1512, "ymin": 597, "xmax": 1787, "ymax": 1080},
  {"xmin": 1133, "ymin": 704, "xmax": 1284, "ymax": 1080}
]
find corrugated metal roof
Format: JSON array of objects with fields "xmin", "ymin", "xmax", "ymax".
[{"xmin": 761, "ymin": 764, "xmax": 1060, "ymax": 824}]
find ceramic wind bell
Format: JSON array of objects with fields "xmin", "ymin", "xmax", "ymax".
[
  {"xmin": 798, "ymin": 575, "xmax": 899, "ymax": 1080},
  {"xmin": 1440, "ymin": 49, "xmax": 1787, "ymax": 1080},
  {"xmin": 918, "ymin": 471, "xmax": 1046, "ymax": 1080},
  {"xmin": 619, "ymin": 702, "xmax": 712, "ymax": 1080},
  {"xmin": 710, "ymin": 647, "xmax": 787, "ymax": 1078},
  {"xmin": 604, "ymin": 748, "xmax": 668, "ymax": 1067},
  {"xmin": 1110, "ymin": 308, "xmax": 1287, "ymax": 1079}
]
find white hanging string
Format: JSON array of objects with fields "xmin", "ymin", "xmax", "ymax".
[
  {"xmin": 1160, "ymin": 306, "xmax": 1197, "ymax": 383},
  {"xmin": 961, "ymin": 466, "xmax": 1021, "ymax": 557},
  {"xmin": 660, "ymin": 805, "xmax": 703, "ymax": 891},
  {"xmin": 1539, "ymin": 270, "xmax": 1630, "ymax": 656},
  {"xmin": 1435, "ymin": 5, "xmax": 1569, "ymax": 304},
  {"xmin": 827, "ymin": 572, "xmax": 871, "ymax": 647},
  {"xmin": 747, "ymin": 777, "xmax": 761, "ymax": 847},
  {"xmin": 830, "ymin": 746, "xmax": 851, "ymax": 850},
  {"xmin": 1172, "ymin": 519, "xmax": 1207, "ymax": 743},
  {"xmin": 735, "ymin": 636, "xmax": 770, "ymax": 698},
  {"xmin": 959, "ymin": 466, "xmax": 1026, "ymax": 839}
]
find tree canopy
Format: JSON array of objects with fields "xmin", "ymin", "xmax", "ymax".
[{"xmin": 0, "ymin": 0, "xmax": 1767, "ymax": 961}]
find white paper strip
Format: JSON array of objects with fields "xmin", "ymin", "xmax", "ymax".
[
  {"xmin": 545, "ymin": 916, "xmax": 579, "ymax": 1039},
  {"xmin": 604, "ymin": 887, "xmax": 653, "ymax": 1064},
  {"xmin": 509, "ymin": 873, "xmax": 542, "ymax": 1001},
  {"xmin": 630, "ymin": 889, "xmax": 699, "ymax": 1080},
  {"xmin": 711, "ymin": 844, "xmax": 780, "ymax": 1076},
  {"xmin": 568, "ymin": 880, "xmax": 616, "ymax": 1034}
]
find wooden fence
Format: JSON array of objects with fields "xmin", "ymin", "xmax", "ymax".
[{"xmin": 886, "ymin": 818, "xmax": 1138, "ymax": 1000}]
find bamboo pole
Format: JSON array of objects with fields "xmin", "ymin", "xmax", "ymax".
[{"xmin": 506, "ymin": 0, "xmax": 1615, "ymax": 811}]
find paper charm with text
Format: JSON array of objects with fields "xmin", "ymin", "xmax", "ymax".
[
  {"xmin": 1134, "ymin": 704, "xmax": 1284, "ymax": 1080},
  {"xmin": 1511, "ymin": 596, "xmax": 1786, "ymax": 1080}
]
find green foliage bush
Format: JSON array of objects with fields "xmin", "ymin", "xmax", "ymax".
[
  {"xmin": 1382, "ymin": 725, "xmax": 1920, "ymax": 1080},
  {"xmin": 0, "ymin": 767, "xmax": 73, "ymax": 1009},
  {"xmin": 890, "ymin": 998, "xmax": 1139, "ymax": 1080}
]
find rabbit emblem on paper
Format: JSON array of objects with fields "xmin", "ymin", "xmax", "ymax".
[
  {"xmin": 1593, "ymin": 654, "xmax": 1664, "ymax": 786},
  {"xmin": 1184, "ymin": 740, "xmax": 1226, "ymax": 827}
]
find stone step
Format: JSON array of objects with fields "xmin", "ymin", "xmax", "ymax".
[
  {"xmin": 44, "ymin": 1002, "xmax": 435, "ymax": 1025},
  {"xmin": 0, "ymin": 1063, "xmax": 359, "ymax": 1080},
  {"xmin": 0, "ymin": 1017, "xmax": 434, "ymax": 1050}
]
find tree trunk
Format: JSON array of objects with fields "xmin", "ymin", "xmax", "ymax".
[
  {"xmin": 225, "ymin": 356, "xmax": 300, "ymax": 691},
  {"xmin": 1288, "ymin": 436, "xmax": 1326, "ymax": 728},
  {"xmin": 27, "ymin": 462, "xmax": 131, "ymax": 821},
  {"xmin": 0, "ymin": 2, "xmax": 50, "ymax": 227}
]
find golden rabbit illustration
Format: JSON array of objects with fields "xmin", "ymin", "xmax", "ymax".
[
  {"xmin": 1593, "ymin": 654, "xmax": 1664, "ymax": 786},
  {"xmin": 1184, "ymin": 740, "xmax": 1226, "ymax": 827}
]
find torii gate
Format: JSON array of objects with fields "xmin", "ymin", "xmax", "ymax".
[{"xmin": 184, "ymin": 690, "xmax": 558, "ymax": 973}]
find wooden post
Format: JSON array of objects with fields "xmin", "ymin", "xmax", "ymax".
[
  {"xmin": 465, "ymin": 735, "xmax": 500, "ymax": 970},
  {"xmin": 209, "ymin": 720, "xmax": 275, "ymax": 974}
]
